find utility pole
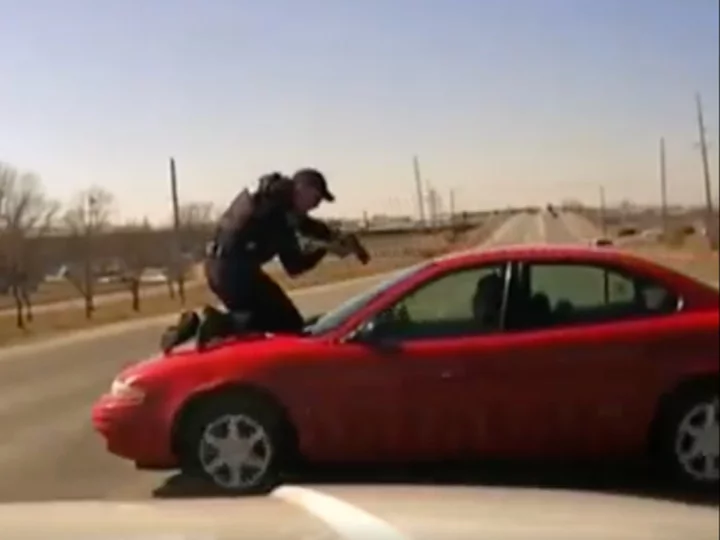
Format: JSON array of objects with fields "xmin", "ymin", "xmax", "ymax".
[
  {"xmin": 695, "ymin": 93, "xmax": 717, "ymax": 249},
  {"xmin": 659, "ymin": 137, "xmax": 669, "ymax": 238},
  {"xmin": 170, "ymin": 157, "xmax": 186, "ymax": 304},
  {"xmin": 412, "ymin": 156, "xmax": 426, "ymax": 228},
  {"xmin": 599, "ymin": 185, "xmax": 607, "ymax": 236},
  {"xmin": 83, "ymin": 193, "xmax": 97, "ymax": 319},
  {"xmin": 426, "ymin": 181, "xmax": 439, "ymax": 227},
  {"xmin": 449, "ymin": 188, "xmax": 456, "ymax": 224},
  {"xmin": 433, "ymin": 185, "xmax": 443, "ymax": 221}
]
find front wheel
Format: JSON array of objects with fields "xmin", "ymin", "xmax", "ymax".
[
  {"xmin": 178, "ymin": 396, "xmax": 285, "ymax": 494},
  {"xmin": 659, "ymin": 386, "xmax": 719, "ymax": 489}
]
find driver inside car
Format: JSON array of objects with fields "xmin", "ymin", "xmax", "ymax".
[{"xmin": 471, "ymin": 273, "xmax": 504, "ymax": 331}]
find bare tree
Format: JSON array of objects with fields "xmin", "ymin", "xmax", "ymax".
[
  {"xmin": 115, "ymin": 224, "xmax": 158, "ymax": 312},
  {"xmin": 0, "ymin": 162, "xmax": 59, "ymax": 328},
  {"xmin": 179, "ymin": 201, "xmax": 215, "ymax": 230},
  {"xmin": 164, "ymin": 201, "xmax": 214, "ymax": 299},
  {"xmin": 63, "ymin": 187, "xmax": 115, "ymax": 319}
]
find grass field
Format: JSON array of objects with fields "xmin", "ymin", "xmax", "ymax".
[
  {"xmin": 594, "ymin": 213, "xmax": 719, "ymax": 286},
  {"xmin": 614, "ymin": 230, "xmax": 718, "ymax": 286},
  {"xmin": 624, "ymin": 246, "xmax": 719, "ymax": 287},
  {"xmin": 0, "ymin": 280, "xmax": 127, "ymax": 311},
  {"xmin": 0, "ymin": 222, "xmax": 502, "ymax": 346}
]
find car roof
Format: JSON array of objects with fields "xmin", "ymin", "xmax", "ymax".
[{"xmin": 431, "ymin": 243, "xmax": 655, "ymax": 267}]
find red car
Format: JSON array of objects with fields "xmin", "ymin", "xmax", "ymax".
[{"xmin": 92, "ymin": 245, "xmax": 719, "ymax": 494}]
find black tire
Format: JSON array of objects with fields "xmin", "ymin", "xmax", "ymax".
[
  {"xmin": 176, "ymin": 394, "xmax": 288, "ymax": 495},
  {"xmin": 656, "ymin": 382, "xmax": 719, "ymax": 490}
]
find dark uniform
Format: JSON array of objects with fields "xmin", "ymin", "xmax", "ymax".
[{"xmin": 204, "ymin": 170, "xmax": 336, "ymax": 333}]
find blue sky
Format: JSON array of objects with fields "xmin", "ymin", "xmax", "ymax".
[{"xmin": 1, "ymin": 0, "xmax": 718, "ymax": 223}]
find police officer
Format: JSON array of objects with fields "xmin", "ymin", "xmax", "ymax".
[{"xmin": 161, "ymin": 168, "xmax": 353, "ymax": 352}]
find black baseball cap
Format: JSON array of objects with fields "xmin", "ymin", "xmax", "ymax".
[{"xmin": 292, "ymin": 168, "xmax": 335, "ymax": 202}]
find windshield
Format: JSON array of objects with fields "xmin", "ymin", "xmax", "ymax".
[{"xmin": 306, "ymin": 264, "xmax": 427, "ymax": 336}]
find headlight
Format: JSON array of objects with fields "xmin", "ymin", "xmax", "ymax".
[{"xmin": 109, "ymin": 376, "xmax": 146, "ymax": 404}]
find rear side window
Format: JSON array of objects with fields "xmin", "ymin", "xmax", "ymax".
[{"xmin": 520, "ymin": 262, "xmax": 679, "ymax": 329}]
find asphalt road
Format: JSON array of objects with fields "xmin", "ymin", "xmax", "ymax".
[{"xmin": 0, "ymin": 211, "xmax": 716, "ymax": 539}]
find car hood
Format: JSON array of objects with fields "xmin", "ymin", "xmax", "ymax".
[
  {"xmin": 170, "ymin": 332, "xmax": 316, "ymax": 360},
  {"xmin": 0, "ymin": 486, "xmax": 716, "ymax": 540},
  {"xmin": 118, "ymin": 332, "xmax": 322, "ymax": 381}
]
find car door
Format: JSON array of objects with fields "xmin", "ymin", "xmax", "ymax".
[
  {"xmin": 344, "ymin": 262, "xmax": 516, "ymax": 462},
  {"xmin": 278, "ymin": 267, "xmax": 431, "ymax": 463},
  {"xmin": 500, "ymin": 259, "xmax": 680, "ymax": 459},
  {"xmin": 284, "ymin": 338, "xmax": 408, "ymax": 464}
]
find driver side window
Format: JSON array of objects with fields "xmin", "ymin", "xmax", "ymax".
[{"xmin": 373, "ymin": 264, "xmax": 507, "ymax": 341}]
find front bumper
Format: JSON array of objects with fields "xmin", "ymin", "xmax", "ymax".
[{"xmin": 92, "ymin": 394, "xmax": 178, "ymax": 469}]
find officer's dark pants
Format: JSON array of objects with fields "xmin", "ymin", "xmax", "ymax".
[{"xmin": 204, "ymin": 258, "xmax": 304, "ymax": 334}]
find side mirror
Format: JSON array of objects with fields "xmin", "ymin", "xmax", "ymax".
[
  {"xmin": 346, "ymin": 317, "xmax": 399, "ymax": 352},
  {"xmin": 346, "ymin": 318, "xmax": 377, "ymax": 343}
]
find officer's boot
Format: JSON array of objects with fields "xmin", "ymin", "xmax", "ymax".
[
  {"xmin": 160, "ymin": 310, "xmax": 200, "ymax": 354},
  {"xmin": 196, "ymin": 306, "xmax": 253, "ymax": 351},
  {"xmin": 196, "ymin": 305, "xmax": 228, "ymax": 351}
]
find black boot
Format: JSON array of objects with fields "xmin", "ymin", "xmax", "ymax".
[
  {"xmin": 196, "ymin": 305, "xmax": 228, "ymax": 351},
  {"xmin": 196, "ymin": 306, "xmax": 253, "ymax": 350},
  {"xmin": 160, "ymin": 311, "xmax": 200, "ymax": 354}
]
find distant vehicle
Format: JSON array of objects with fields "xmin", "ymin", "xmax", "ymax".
[
  {"xmin": 618, "ymin": 227, "xmax": 638, "ymax": 237},
  {"xmin": 140, "ymin": 268, "xmax": 168, "ymax": 284},
  {"xmin": 592, "ymin": 237, "xmax": 614, "ymax": 247},
  {"xmin": 44, "ymin": 264, "xmax": 71, "ymax": 283},
  {"xmin": 93, "ymin": 245, "xmax": 719, "ymax": 494}
]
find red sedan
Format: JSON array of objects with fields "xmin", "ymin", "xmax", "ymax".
[{"xmin": 92, "ymin": 245, "xmax": 719, "ymax": 494}]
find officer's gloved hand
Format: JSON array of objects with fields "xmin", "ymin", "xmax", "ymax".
[
  {"xmin": 329, "ymin": 233, "xmax": 371, "ymax": 264},
  {"xmin": 327, "ymin": 235, "xmax": 355, "ymax": 258}
]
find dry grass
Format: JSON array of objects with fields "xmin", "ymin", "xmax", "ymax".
[
  {"xmin": 608, "ymin": 223, "xmax": 718, "ymax": 286},
  {"xmin": 0, "ymin": 225, "xmax": 494, "ymax": 346},
  {"xmin": 623, "ymin": 244, "xmax": 719, "ymax": 288},
  {"xmin": 0, "ymin": 280, "xmax": 123, "ymax": 311}
]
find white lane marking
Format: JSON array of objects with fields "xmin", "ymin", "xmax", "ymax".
[
  {"xmin": 559, "ymin": 212, "xmax": 598, "ymax": 243},
  {"xmin": 272, "ymin": 486, "xmax": 411, "ymax": 540},
  {"xmin": 538, "ymin": 212, "xmax": 548, "ymax": 242},
  {"xmin": 522, "ymin": 214, "xmax": 539, "ymax": 243},
  {"xmin": 481, "ymin": 214, "xmax": 522, "ymax": 247}
]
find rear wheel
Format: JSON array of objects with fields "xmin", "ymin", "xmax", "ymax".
[
  {"xmin": 177, "ymin": 395, "xmax": 287, "ymax": 494},
  {"xmin": 657, "ymin": 384, "xmax": 719, "ymax": 489}
]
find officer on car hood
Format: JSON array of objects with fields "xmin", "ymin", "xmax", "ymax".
[{"xmin": 161, "ymin": 168, "xmax": 356, "ymax": 352}]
